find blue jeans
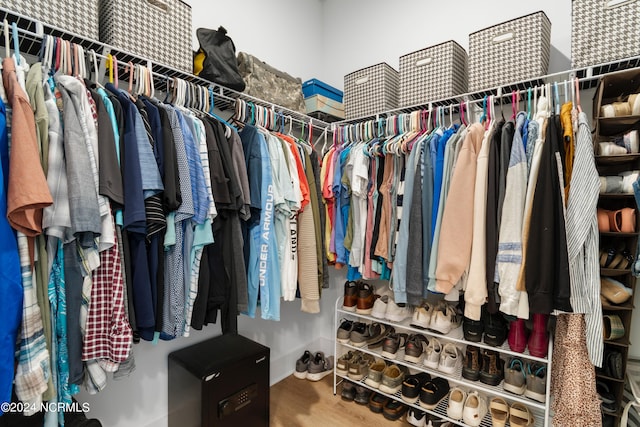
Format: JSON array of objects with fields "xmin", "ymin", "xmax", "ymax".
[{"xmin": 633, "ymin": 177, "xmax": 640, "ymax": 277}]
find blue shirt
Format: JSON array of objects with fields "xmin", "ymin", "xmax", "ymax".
[
  {"xmin": 246, "ymin": 131, "xmax": 281, "ymax": 320},
  {"xmin": 0, "ymin": 98, "xmax": 23, "ymax": 412},
  {"xmin": 107, "ymin": 84, "xmax": 146, "ymax": 233}
]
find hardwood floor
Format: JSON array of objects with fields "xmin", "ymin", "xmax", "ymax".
[{"xmin": 270, "ymin": 374, "xmax": 410, "ymax": 427}]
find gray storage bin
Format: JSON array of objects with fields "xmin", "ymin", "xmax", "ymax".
[
  {"xmin": 5, "ymin": 0, "xmax": 99, "ymax": 40},
  {"xmin": 399, "ymin": 40, "xmax": 468, "ymax": 107},
  {"xmin": 344, "ymin": 63, "xmax": 399, "ymax": 120},
  {"xmin": 468, "ymin": 11, "xmax": 551, "ymax": 92},
  {"xmin": 572, "ymin": 0, "xmax": 640, "ymax": 68},
  {"xmin": 99, "ymin": 0, "xmax": 192, "ymax": 71}
]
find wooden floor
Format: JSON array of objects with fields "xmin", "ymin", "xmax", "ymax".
[{"xmin": 270, "ymin": 374, "xmax": 410, "ymax": 427}]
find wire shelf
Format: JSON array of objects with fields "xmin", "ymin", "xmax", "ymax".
[{"xmin": 0, "ymin": 7, "xmax": 332, "ymax": 131}]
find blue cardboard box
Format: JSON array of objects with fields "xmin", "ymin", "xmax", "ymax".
[{"xmin": 302, "ymin": 79, "xmax": 343, "ymax": 103}]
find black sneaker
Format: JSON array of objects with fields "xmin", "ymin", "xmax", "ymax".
[
  {"xmin": 381, "ymin": 332, "xmax": 408, "ymax": 359},
  {"xmin": 341, "ymin": 380, "xmax": 356, "ymax": 401},
  {"xmin": 401, "ymin": 372, "xmax": 431, "ymax": 404},
  {"xmin": 354, "ymin": 385, "xmax": 373, "ymax": 405},
  {"xmin": 350, "ymin": 322, "xmax": 371, "ymax": 347},
  {"xmin": 382, "ymin": 399, "xmax": 409, "ymax": 421},
  {"xmin": 366, "ymin": 323, "xmax": 393, "ymax": 348},
  {"xmin": 418, "ymin": 377, "xmax": 450, "ymax": 410},
  {"xmin": 463, "ymin": 316, "xmax": 484, "ymax": 342},
  {"xmin": 368, "ymin": 392, "xmax": 389, "ymax": 413},
  {"xmin": 483, "ymin": 310, "xmax": 507, "ymax": 347}
]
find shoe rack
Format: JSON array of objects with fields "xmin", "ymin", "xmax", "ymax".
[
  {"xmin": 332, "ymin": 296, "xmax": 553, "ymax": 427},
  {"xmin": 593, "ymin": 68, "xmax": 640, "ymax": 427}
]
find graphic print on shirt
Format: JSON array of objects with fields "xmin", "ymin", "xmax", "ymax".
[{"xmin": 259, "ymin": 184, "xmax": 274, "ymax": 288}]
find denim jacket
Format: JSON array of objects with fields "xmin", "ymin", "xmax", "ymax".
[{"xmin": 633, "ymin": 176, "xmax": 640, "ymax": 277}]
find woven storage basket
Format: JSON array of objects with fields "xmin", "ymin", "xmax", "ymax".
[
  {"xmin": 344, "ymin": 63, "xmax": 399, "ymax": 119},
  {"xmin": 99, "ymin": 0, "xmax": 192, "ymax": 71},
  {"xmin": 572, "ymin": 0, "xmax": 640, "ymax": 68},
  {"xmin": 4, "ymin": 0, "xmax": 99, "ymax": 40},
  {"xmin": 399, "ymin": 41, "xmax": 468, "ymax": 107},
  {"xmin": 468, "ymin": 11, "xmax": 551, "ymax": 92}
]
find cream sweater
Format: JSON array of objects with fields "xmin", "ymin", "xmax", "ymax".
[{"xmin": 463, "ymin": 124, "xmax": 494, "ymax": 320}]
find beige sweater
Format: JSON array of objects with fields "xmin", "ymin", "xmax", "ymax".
[{"xmin": 435, "ymin": 123, "xmax": 485, "ymax": 294}]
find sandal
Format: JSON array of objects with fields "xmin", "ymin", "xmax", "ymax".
[
  {"xmin": 603, "ymin": 314, "xmax": 625, "ymax": 340},
  {"xmin": 600, "ymin": 247, "xmax": 619, "ymax": 268},
  {"xmin": 601, "ymin": 278, "xmax": 633, "ymax": 305},
  {"xmin": 509, "ymin": 402, "xmax": 534, "ymax": 427},
  {"xmin": 489, "ymin": 397, "xmax": 509, "ymax": 427}
]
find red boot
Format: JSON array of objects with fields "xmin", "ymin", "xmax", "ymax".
[
  {"xmin": 527, "ymin": 314, "xmax": 549, "ymax": 358},
  {"xmin": 508, "ymin": 318, "xmax": 528, "ymax": 353}
]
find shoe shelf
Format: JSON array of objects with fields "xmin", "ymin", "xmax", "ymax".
[
  {"xmin": 334, "ymin": 297, "xmax": 553, "ymax": 427},
  {"xmin": 335, "ymin": 372, "xmax": 547, "ymax": 427},
  {"xmin": 604, "ymin": 336, "xmax": 630, "ymax": 347},
  {"xmin": 338, "ymin": 340, "xmax": 546, "ymax": 411},
  {"xmin": 597, "ymin": 115, "xmax": 640, "ymax": 136},
  {"xmin": 594, "ymin": 153, "xmax": 640, "ymax": 166},
  {"xmin": 599, "ymin": 231, "xmax": 640, "ymax": 238},
  {"xmin": 599, "ymin": 193, "xmax": 635, "ymax": 199},
  {"xmin": 601, "ymin": 300, "xmax": 635, "ymax": 311},
  {"xmin": 600, "ymin": 268, "xmax": 633, "ymax": 277},
  {"xmin": 336, "ymin": 304, "xmax": 549, "ymax": 364},
  {"xmin": 596, "ymin": 372, "xmax": 625, "ymax": 384}
]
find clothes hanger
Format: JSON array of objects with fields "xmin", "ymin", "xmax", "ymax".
[
  {"xmin": 575, "ymin": 77, "xmax": 582, "ymax": 114},
  {"xmin": 554, "ymin": 82, "xmax": 560, "ymax": 115},
  {"xmin": 11, "ymin": 22, "xmax": 20, "ymax": 67},
  {"xmin": 511, "ymin": 91, "xmax": 518, "ymax": 119},
  {"xmin": 3, "ymin": 19, "xmax": 9, "ymax": 62},
  {"xmin": 480, "ymin": 96, "xmax": 488, "ymax": 124}
]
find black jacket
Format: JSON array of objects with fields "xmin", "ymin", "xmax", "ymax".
[{"xmin": 525, "ymin": 115, "xmax": 572, "ymax": 314}]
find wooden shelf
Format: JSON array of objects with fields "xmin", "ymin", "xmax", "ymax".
[
  {"xmin": 602, "ymin": 301, "xmax": 635, "ymax": 311},
  {"xmin": 596, "ymin": 373, "xmax": 626, "ymax": 383},
  {"xmin": 604, "ymin": 337, "xmax": 630, "ymax": 348},
  {"xmin": 597, "ymin": 115, "xmax": 640, "ymax": 136},
  {"xmin": 600, "ymin": 268, "xmax": 632, "ymax": 277},
  {"xmin": 599, "ymin": 193, "xmax": 635, "ymax": 199},
  {"xmin": 595, "ymin": 153, "xmax": 640, "ymax": 165},
  {"xmin": 600, "ymin": 231, "xmax": 639, "ymax": 237}
]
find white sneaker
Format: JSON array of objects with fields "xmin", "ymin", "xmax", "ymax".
[
  {"xmin": 422, "ymin": 337, "xmax": 442, "ymax": 370},
  {"xmin": 462, "ymin": 391, "xmax": 488, "ymax": 427},
  {"xmin": 385, "ymin": 298, "xmax": 413, "ymax": 322},
  {"xmin": 438, "ymin": 343, "xmax": 462, "ymax": 374},
  {"xmin": 429, "ymin": 302, "xmax": 461, "ymax": 335},
  {"xmin": 410, "ymin": 303, "xmax": 433, "ymax": 329},
  {"xmin": 446, "ymin": 387, "xmax": 467, "ymax": 420},
  {"xmin": 371, "ymin": 295, "xmax": 389, "ymax": 319}
]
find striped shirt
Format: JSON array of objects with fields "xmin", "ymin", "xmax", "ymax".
[{"xmin": 565, "ymin": 112, "xmax": 603, "ymax": 367}]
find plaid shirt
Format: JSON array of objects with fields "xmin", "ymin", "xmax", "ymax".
[
  {"xmin": 83, "ymin": 212, "xmax": 132, "ymax": 364},
  {"xmin": 14, "ymin": 232, "xmax": 50, "ymax": 415}
]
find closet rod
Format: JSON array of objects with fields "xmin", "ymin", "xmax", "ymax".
[
  {"xmin": 0, "ymin": 7, "xmax": 332, "ymax": 132},
  {"xmin": 338, "ymin": 57, "xmax": 640, "ymax": 125},
  {"xmin": 335, "ymin": 77, "xmax": 581, "ymax": 134}
]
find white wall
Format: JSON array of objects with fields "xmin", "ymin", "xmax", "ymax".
[
  {"xmin": 184, "ymin": 0, "xmax": 326, "ymax": 84},
  {"xmin": 320, "ymin": 0, "xmax": 572, "ymax": 90}
]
